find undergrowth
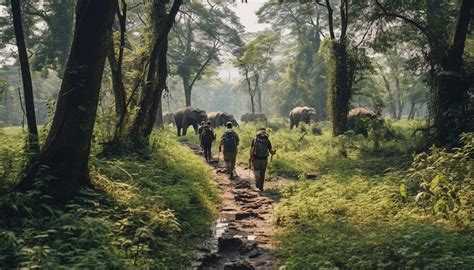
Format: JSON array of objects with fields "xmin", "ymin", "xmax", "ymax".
[
  {"xmin": 0, "ymin": 128, "xmax": 219, "ymax": 268},
  {"xmin": 248, "ymin": 120, "xmax": 473, "ymax": 269}
]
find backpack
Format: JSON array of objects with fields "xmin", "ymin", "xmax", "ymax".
[
  {"xmin": 201, "ymin": 126, "xmax": 215, "ymax": 144},
  {"xmin": 223, "ymin": 130, "xmax": 237, "ymax": 151},
  {"xmin": 253, "ymin": 135, "xmax": 269, "ymax": 158}
]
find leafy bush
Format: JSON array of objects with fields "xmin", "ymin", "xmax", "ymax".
[{"xmin": 407, "ymin": 133, "xmax": 473, "ymax": 224}]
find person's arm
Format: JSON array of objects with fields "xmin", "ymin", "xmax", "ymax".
[
  {"xmin": 249, "ymin": 139, "xmax": 254, "ymax": 159},
  {"xmin": 235, "ymin": 131, "xmax": 240, "ymax": 146},
  {"xmin": 268, "ymin": 139, "xmax": 276, "ymax": 155}
]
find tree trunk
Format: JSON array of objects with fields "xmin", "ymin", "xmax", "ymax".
[
  {"xmin": 433, "ymin": 0, "xmax": 472, "ymax": 146},
  {"xmin": 250, "ymin": 94, "xmax": 255, "ymax": 115},
  {"xmin": 142, "ymin": 43, "xmax": 168, "ymax": 136},
  {"xmin": 155, "ymin": 97, "xmax": 163, "ymax": 127},
  {"xmin": 16, "ymin": 0, "xmax": 116, "ymax": 202},
  {"xmin": 183, "ymin": 75, "xmax": 192, "ymax": 107},
  {"xmin": 128, "ymin": 0, "xmax": 181, "ymax": 142},
  {"xmin": 395, "ymin": 76, "xmax": 403, "ymax": 119},
  {"xmin": 256, "ymin": 84, "xmax": 262, "ymax": 113},
  {"xmin": 381, "ymin": 74, "xmax": 397, "ymax": 118},
  {"xmin": 3, "ymin": 84, "xmax": 10, "ymax": 125},
  {"xmin": 11, "ymin": 0, "xmax": 39, "ymax": 153},
  {"xmin": 330, "ymin": 41, "xmax": 351, "ymax": 136},
  {"xmin": 408, "ymin": 97, "xmax": 416, "ymax": 120},
  {"xmin": 107, "ymin": 35, "xmax": 127, "ymax": 118}
]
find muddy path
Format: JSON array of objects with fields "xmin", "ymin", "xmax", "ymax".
[{"xmin": 185, "ymin": 143, "xmax": 284, "ymax": 270}]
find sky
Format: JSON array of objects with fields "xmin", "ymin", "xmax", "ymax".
[{"xmin": 230, "ymin": 0, "xmax": 269, "ymax": 33}]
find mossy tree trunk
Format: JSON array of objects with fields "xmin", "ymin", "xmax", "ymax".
[
  {"xmin": 330, "ymin": 41, "xmax": 351, "ymax": 136},
  {"xmin": 128, "ymin": 0, "xmax": 181, "ymax": 143},
  {"xmin": 323, "ymin": 0, "xmax": 351, "ymax": 136},
  {"xmin": 15, "ymin": 0, "xmax": 117, "ymax": 202}
]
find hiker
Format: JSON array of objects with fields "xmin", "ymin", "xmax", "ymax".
[
  {"xmin": 249, "ymin": 128, "xmax": 276, "ymax": 191},
  {"xmin": 219, "ymin": 122, "xmax": 239, "ymax": 179},
  {"xmin": 200, "ymin": 122, "xmax": 216, "ymax": 163}
]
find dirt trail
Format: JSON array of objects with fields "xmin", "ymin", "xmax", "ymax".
[{"xmin": 186, "ymin": 143, "xmax": 282, "ymax": 270}]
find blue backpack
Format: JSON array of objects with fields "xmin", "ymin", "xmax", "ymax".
[{"xmin": 223, "ymin": 130, "xmax": 237, "ymax": 151}]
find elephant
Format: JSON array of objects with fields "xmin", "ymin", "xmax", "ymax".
[
  {"xmin": 207, "ymin": 111, "xmax": 239, "ymax": 127},
  {"xmin": 174, "ymin": 107, "xmax": 208, "ymax": 136},
  {"xmin": 240, "ymin": 112, "xmax": 267, "ymax": 124},
  {"xmin": 347, "ymin": 107, "xmax": 382, "ymax": 137},
  {"xmin": 162, "ymin": 111, "xmax": 175, "ymax": 126},
  {"xmin": 289, "ymin": 106, "xmax": 317, "ymax": 129}
]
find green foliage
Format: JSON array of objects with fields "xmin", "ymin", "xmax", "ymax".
[
  {"xmin": 0, "ymin": 129, "xmax": 219, "ymax": 268},
  {"xmin": 248, "ymin": 119, "xmax": 473, "ymax": 268},
  {"xmin": 407, "ymin": 133, "xmax": 473, "ymax": 224},
  {"xmin": 0, "ymin": 128, "xmax": 26, "ymax": 191}
]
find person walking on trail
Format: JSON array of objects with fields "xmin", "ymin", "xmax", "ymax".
[
  {"xmin": 200, "ymin": 122, "xmax": 216, "ymax": 163},
  {"xmin": 219, "ymin": 122, "xmax": 239, "ymax": 179},
  {"xmin": 249, "ymin": 128, "xmax": 276, "ymax": 191}
]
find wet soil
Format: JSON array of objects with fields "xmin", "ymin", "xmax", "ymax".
[{"xmin": 185, "ymin": 143, "xmax": 284, "ymax": 270}]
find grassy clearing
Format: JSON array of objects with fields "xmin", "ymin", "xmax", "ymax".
[
  {"xmin": 237, "ymin": 119, "xmax": 472, "ymax": 269},
  {"xmin": 0, "ymin": 127, "xmax": 220, "ymax": 268}
]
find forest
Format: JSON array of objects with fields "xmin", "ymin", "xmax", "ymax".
[{"xmin": 0, "ymin": 0, "xmax": 472, "ymax": 269}]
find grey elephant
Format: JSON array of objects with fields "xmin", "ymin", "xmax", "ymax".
[
  {"xmin": 347, "ymin": 107, "xmax": 382, "ymax": 137},
  {"xmin": 174, "ymin": 107, "xmax": 207, "ymax": 136},
  {"xmin": 240, "ymin": 112, "xmax": 267, "ymax": 124},
  {"xmin": 207, "ymin": 111, "xmax": 239, "ymax": 127},
  {"xmin": 289, "ymin": 106, "xmax": 317, "ymax": 129},
  {"xmin": 162, "ymin": 111, "xmax": 175, "ymax": 126}
]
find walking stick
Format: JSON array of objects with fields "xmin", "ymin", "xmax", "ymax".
[
  {"xmin": 269, "ymin": 151, "xmax": 275, "ymax": 175},
  {"xmin": 248, "ymin": 158, "xmax": 252, "ymax": 180}
]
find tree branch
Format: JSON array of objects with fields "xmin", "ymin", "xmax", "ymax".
[
  {"xmin": 325, "ymin": 0, "xmax": 335, "ymax": 40},
  {"xmin": 375, "ymin": 0, "xmax": 427, "ymax": 34}
]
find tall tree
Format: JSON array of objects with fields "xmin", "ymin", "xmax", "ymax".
[
  {"xmin": 322, "ymin": 0, "xmax": 352, "ymax": 135},
  {"xmin": 0, "ymin": 0, "xmax": 74, "ymax": 76},
  {"xmin": 107, "ymin": 0, "xmax": 128, "ymax": 118},
  {"xmin": 257, "ymin": 2, "xmax": 327, "ymax": 119},
  {"xmin": 16, "ymin": 0, "xmax": 117, "ymax": 202},
  {"xmin": 169, "ymin": 1, "xmax": 243, "ymax": 107},
  {"xmin": 10, "ymin": 0, "xmax": 39, "ymax": 153},
  {"xmin": 374, "ymin": 0, "xmax": 473, "ymax": 145},
  {"xmin": 128, "ymin": 0, "xmax": 182, "ymax": 143},
  {"xmin": 433, "ymin": 0, "xmax": 472, "ymax": 145},
  {"xmin": 233, "ymin": 31, "xmax": 279, "ymax": 115}
]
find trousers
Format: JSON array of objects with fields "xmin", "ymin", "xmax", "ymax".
[{"xmin": 252, "ymin": 158, "xmax": 268, "ymax": 191}]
